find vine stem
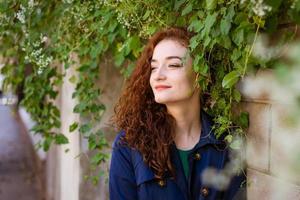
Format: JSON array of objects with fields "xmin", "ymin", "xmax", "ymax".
[{"xmin": 242, "ymin": 17, "xmax": 261, "ymax": 78}]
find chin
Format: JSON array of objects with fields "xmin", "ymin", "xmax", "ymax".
[
  {"xmin": 154, "ymin": 97, "xmax": 168, "ymax": 104},
  {"xmin": 154, "ymin": 97, "xmax": 179, "ymax": 105}
]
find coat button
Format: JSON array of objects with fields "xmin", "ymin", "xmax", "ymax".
[
  {"xmin": 194, "ymin": 153, "xmax": 201, "ymax": 160},
  {"xmin": 157, "ymin": 179, "xmax": 166, "ymax": 187},
  {"xmin": 200, "ymin": 187, "xmax": 209, "ymax": 197}
]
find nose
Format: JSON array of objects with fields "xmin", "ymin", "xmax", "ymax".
[{"xmin": 153, "ymin": 65, "xmax": 167, "ymax": 81}]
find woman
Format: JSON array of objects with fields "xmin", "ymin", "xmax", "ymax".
[{"xmin": 109, "ymin": 27, "xmax": 246, "ymax": 200}]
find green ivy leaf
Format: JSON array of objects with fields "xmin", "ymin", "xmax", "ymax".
[
  {"xmin": 220, "ymin": 18, "xmax": 231, "ymax": 35},
  {"xmin": 206, "ymin": 0, "xmax": 217, "ymax": 11},
  {"xmin": 174, "ymin": 0, "xmax": 186, "ymax": 11},
  {"xmin": 222, "ymin": 70, "xmax": 240, "ymax": 88},
  {"xmin": 203, "ymin": 35, "xmax": 211, "ymax": 48},
  {"xmin": 204, "ymin": 12, "xmax": 218, "ymax": 34},
  {"xmin": 88, "ymin": 135, "xmax": 97, "ymax": 150},
  {"xmin": 90, "ymin": 42, "xmax": 103, "ymax": 58},
  {"xmin": 192, "ymin": 54, "xmax": 203, "ymax": 72},
  {"xmin": 30, "ymin": 124, "xmax": 46, "ymax": 133},
  {"xmin": 225, "ymin": 134, "xmax": 233, "ymax": 143},
  {"xmin": 54, "ymin": 134, "xmax": 69, "ymax": 144},
  {"xmin": 219, "ymin": 35, "xmax": 232, "ymax": 49},
  {"xmin": 124, "ymin": 36, "xmax": 141, "ymax": 56},
  {"xmin": 142, "ymin": 10, "xmax": 151, "ymax": 20},
  {"xmin": 79, "ymin": 123, "xmax": 92, "ymax": 134},
  {"xmin": 230, "ymin": 139, "xmax": 241, "ymax": 149},
  {"xmin": 69, "ymin": 122, "xmax": 78, "ymax": 132},
  {"xmin": 189, "ymin": 34, "xmax": 201, "ymax": 50},
  {"xmin": 114, "ymin": 52, "xmax": 125, "ymax": 67},
  {"xmin": 234, "ymin": 12, "xmax": 247, "ymax": 25},
  {"xmin": 238, "ymin": 112, "xmax": 249, "ymax": 128},
  {"xmin": 226, "ymin": 5, "xmax": 235, "ymax": 21},
  {"xmin": 188, "ymin": 19, "xmax": 203, "ymax": 32},
  {"xmin": 182, "ymin": 2, "xmax": 193, "ymax": 16},
  {"xmin": 43, "ymin": 137, "xmax": 53, "ymax": 151},
  {"xmin": 73, "ymin": 102, "xmax": 87, "ymax": 113},
  {"xmin": 232, "ymin": 28, "xmax": 244, "ymax": 45},
  {"xmin": 233, "ymin": 89, "xmax": 241, "ymax": 102},
  {"xmin": 69, "ymin": 75, "xmax": 76, "ymax": 84},
  {"xmin": 230, "ymin": 48, "xmax": 242, "ymax": 62},
  {"xmin": 108, "ymin": 20, "xmax": 118, "ymax": 32},
  {"xmin": 128, "ymin": 36, "xmax": 141, "ymax": 51},
  {"xmin": 91, "ymin": 153, "xmax": 108, "ymax": 165}
]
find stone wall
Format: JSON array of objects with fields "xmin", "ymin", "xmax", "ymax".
[
  {"xmin": 79, "ymin": 56, "xmax": 124, "ymax": 200},
  {"xmin": 239, "ymin": 70, "xmax": 300, "ymax": 199}
]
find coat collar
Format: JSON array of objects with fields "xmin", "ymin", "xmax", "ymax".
[{"xmin": 194, "ymin": 109, "xmax": 224, "ymax": 148}]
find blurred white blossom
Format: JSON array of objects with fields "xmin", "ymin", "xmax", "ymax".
[
  {"xmin": 22, "ymin": 35, "xmax": 53, "ymax": 75},
  {"xmin": 16, "ymin": 5, "xmax": 26, "ymax": 24},
  {"xmin": 201, "ymin": 137, "xmax": 246, "ymax": 190},
  {"xmin": 28, "ymin": 0, "xmax": 35, "ymax": 9},
  {"xmin": 290, "ymin": 0, "xmax": 299, "ymax": 9},
  {"xmin": 40, "ymin": 34, "xmax": 48, "ymax": 43},
  {"xmin": 251, "ymin": 0, "xmax": 272, "ymax": 17},
  {"xmin": 252, "ymin": 34, "xmax": 283, "ymax": 61}
]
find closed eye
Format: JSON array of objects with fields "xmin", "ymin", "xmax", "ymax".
[
  {"xmin": 151, "ymin": 66, "xmax": 157, "ymax": 71},
  {"xmin": 169, "ymin": 64, "xmax": 182, "ymax": 68}
]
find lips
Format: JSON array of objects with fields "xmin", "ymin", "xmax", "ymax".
[{"xmin": 155, "ymin": 85, "xmax": 172, "ymax": 91}]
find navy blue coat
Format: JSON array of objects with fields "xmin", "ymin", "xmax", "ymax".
[{"xmin": 109, "ymin": 111, "xmax": 246, "ymax": 200}]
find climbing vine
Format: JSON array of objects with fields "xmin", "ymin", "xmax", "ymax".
[{"xmin": 1, "ymin": 0, "xmax": 300, "ymax": 182}]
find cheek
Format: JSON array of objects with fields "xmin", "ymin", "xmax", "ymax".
[
  {"xmin": 176, "ymin": 72, "xmax": 195, "ymax": 92},
  {"xmin": 149, "ymin": 75, "xmax": 155, "ymax": 90}
]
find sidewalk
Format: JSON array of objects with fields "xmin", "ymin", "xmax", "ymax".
[{"xmin": 0, "ymin": 105, "xmax": 44, "ymax": 200}]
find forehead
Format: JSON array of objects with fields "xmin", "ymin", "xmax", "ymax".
[{"xmin": 152, "ymin": 39, "xmax": 187, "ymax": 60}]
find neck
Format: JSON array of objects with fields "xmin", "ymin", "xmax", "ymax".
[{"xmin": 166, "ymin": 91, "xmax": 201, "ymax": 149}]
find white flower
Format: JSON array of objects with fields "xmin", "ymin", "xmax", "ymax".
[
  {"xmin": 16, "ymin": 9, "xmax": 26, "ymax": 24},
  {"xmin": 291, "ymin": 0, "xmax": 299, "ymax": 9},
  {"xmin": 40, "ymin": 35, "xmax": 48, "ymax": 43},
  {"xmin": 37, "ymin": 68, "xmax": 43, "ymax": 75},
  {"xmin": 252, "ymin": 0, "xmax": 272, "ymax": 17},
  {"xmin": 28, "ymin": 0, "xmax": 35, "ymax": 9}
]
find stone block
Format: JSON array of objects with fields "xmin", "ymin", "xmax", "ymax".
[
  {"xmin": 270, "ymin": 103, "xmax": 300, "ymax": 185},
  {"xmin": 247, "ymin": 168, "xmax": 300, "ymax": 200},
  {"xmin": 240, "ymin": 102, "xmax": 271, "ymax": 172}
]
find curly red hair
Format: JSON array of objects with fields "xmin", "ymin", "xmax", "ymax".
[{"xmin": 112, "ymin": 27, "xmax": 192, "ymax": 179}]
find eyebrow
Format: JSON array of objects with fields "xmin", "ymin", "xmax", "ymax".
[{"xmin": 151, "ymin": 56, "xmax": 183, "ymax": 63}]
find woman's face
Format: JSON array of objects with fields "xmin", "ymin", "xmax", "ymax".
[{"xmin": 150, "ymin": 39, "xmax": 198, "ymax": 104}]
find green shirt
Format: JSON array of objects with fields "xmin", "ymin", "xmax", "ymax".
[{"xmin": 177, "ymin": 148, "xmax": 193, "ymax": 180}]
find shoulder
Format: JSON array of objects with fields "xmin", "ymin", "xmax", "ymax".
[
  {"xmin": 110, "ymin": 131, "xmax": 147, "ymax": 176},
  {"xmin": 111, "ymin": 130, "xmax": 136, "ymax": 159},
  {"xmin": 111, "ymin": 131, "xmax": 143, "ymax": 163},
  {"xmin": 112, "ymin": 130, "xmax": 127, "ymax": 149},
  {"xmin": 111, "ymin": 131, "xmax": 133, "ymax": 162},
  {"xmin": 110, "ymin": 131, "xmax": 137, "ymax": 177},
  {"xmin": 112, "ymin": 130, "xmax": 139, "ymax": 152}
]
